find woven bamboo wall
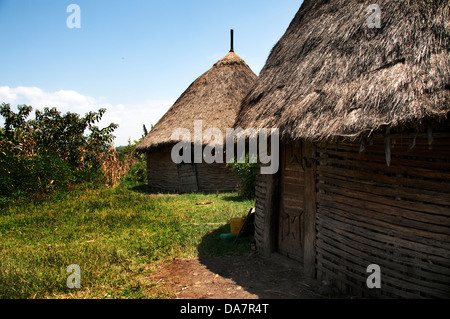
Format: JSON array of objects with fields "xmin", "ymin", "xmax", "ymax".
[
  {"xmin": 252, "ymin": 131, "xmax": 450, "ymax": 298},
  {"xmin": 146, "ymin": 150, "xmax": 239, "ymax": 193},
  {"xmin": 146, "ymin": 150, "xmax": 180, "ymax": 192},
  {"xmin": 196, "ymin": 162, "xmax": 239, "ymax": 192},
  {"xmin": 315, "ymin": 132, "xmax": 450, "ymax": 298}
]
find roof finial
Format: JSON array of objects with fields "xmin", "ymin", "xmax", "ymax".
[{"xmin": 230, "ymin": 29, "xmax": 234, "ymax": 52}]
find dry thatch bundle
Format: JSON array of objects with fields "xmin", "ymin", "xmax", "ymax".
[
  {"xmin": 136, "ymin": 51, "xmax": 257, "ymax": 152},
  {"xmin": 235, "ymin": 0, "xmax": 449, "ymax": 142}
]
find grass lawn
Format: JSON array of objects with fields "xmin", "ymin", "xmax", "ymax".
[{"xmin": 0, "ymin": 184, "xmax": 254, "ymax": 299}]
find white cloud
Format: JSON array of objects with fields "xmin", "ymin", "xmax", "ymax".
[
  {"xmin": 98, "ymin": 99, "xmax": 174, "ymax": 146},
  {"xmin": 0, "ymin": 86, "xmax": 174, "ymax": 146},
  {"xmin": 0, "ymin": 86, "xmax": 96, "ymax": 113}
]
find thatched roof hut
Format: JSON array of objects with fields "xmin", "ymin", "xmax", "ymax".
[
  {"xmin": 137, "ymin": 54, "xmax": 257, "ymax": 151},
  {"xmin": 137, "ymin": 34, "xmax": 257, "ymax": 193},
  {"xmin": 235, "ymin": 0, "xmax": 449, "ymax": 298},
  {"xmin": 236, "ymin": 0, "xmax": 449, "ymax": 140}
]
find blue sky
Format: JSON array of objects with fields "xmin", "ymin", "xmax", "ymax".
[{"xmin": 0, "ymin": 0, "xmax": 302, "ymax": 146}]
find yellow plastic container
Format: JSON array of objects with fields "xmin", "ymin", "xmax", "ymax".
[{"xmin": 230, "ymin": 218, "xmax": 245, "ymax": 236}]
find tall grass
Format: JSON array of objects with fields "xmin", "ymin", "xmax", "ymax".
[{"xmin": 0, "ymin": 184, "xmax": 254, "ymax": 299}]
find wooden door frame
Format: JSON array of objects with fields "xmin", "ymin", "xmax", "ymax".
[
  {"xmin": 260, "ymin": 168, "xmax": 280, "ymax": 258},
  {"xmin": 260, "ymin": 141, "xmax": 317, "ymax": 278},
  {"xmin": 277, "ymin": 141, "xmax": 305, "ymax": 261},
  {"xmin": 302, "ymin": 141, "xmax": 317, "ymax": 278}
]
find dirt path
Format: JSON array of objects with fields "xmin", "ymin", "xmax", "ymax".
[{"xmin": 147, "ymin": 253, "xmax": 340, "ymax": 299}]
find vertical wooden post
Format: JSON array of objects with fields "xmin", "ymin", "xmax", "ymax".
[{"xmin": 303, "ymin": 141, "xmax": 317, "ymax": 278}]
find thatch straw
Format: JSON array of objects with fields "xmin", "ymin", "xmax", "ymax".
[
  {"xmin": 235, "ymin": 0, "xmax": 449, "ymax": 142},
  {"xmin": 136, "ymin": 51, "xmax": 257, "ymax": 151}
]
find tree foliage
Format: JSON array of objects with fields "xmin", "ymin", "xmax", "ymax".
[{"xmin": 0, "ymin": 103, "xmax": 120, "ymax": 197}]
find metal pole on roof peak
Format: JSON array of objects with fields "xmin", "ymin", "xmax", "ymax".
[{"xmin": 230, "ymin": 29, "xmax": 234, "ymax": 52}]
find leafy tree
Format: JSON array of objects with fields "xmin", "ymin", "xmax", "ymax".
[
  {"xmin": 29, "ymin": 106, "xmax": 118, "ymax": 169},
  {"xmin": 0, "ymin": 103, "xmax": 119, "ymax": 196},
  {"xmin": 0, "ymin": 104, "xmax": 34, "ymax": 156}
]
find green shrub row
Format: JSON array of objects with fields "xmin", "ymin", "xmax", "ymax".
[{"xmin": 0, "ymin": 103, "xmax": 117, "ymax": 197}]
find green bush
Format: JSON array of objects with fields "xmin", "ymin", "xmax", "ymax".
[
  {"xmin": 123, "ymin": 161, "xmax": 147, "ymax": 187},
  {"xmin": 30, "ymin": 153, "xmax": 75, "ymax": 191},
  {"xmin": 0, "ymin": 152, "xmax": 74, "ymax": 197},
  {"xmin": 227, "ymin": 155, "xmax": 258, "ymax": 199},
  {"xmin": 72, "ymin": 166, "xmax": 105, "ymax": 186},
  {"xmin": 0, "ymin": 153, "xmax": 23, "ymax": 197},
  {"xmin": 0, "ymin": 103, "xmax": 120, "ymax": 197}
]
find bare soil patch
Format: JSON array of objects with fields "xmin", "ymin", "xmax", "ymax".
[{"xmin": 147, "ymin": 253, "xmax": 338, "ymax": 299}]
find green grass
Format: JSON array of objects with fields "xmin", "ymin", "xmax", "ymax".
[{"xmin": 0, "ymin": 184, "xmax": 254, "ymax": 299}]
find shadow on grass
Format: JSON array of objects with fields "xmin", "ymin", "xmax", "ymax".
[
  {"xmin": 126, "ymin": 183, "xmax": 328, "ymax": 298},
  {"xmin": 128, "ymin": 184, "xmax": 167, "ymax": 195},
  {"xmin": 221, "ymin": 194, "xmax": 254, "ymax": 203},
  {"xmin": 197, "ymin": 224, "xmax": 252, "ymax": 258},
  {"xmin": 127, "ymin": 184, "xmax": 249, "ymax": 199},
  {"xmin": 196, "ymin": 224, "xmax": 327, "ymax": 299},
  {"xmin": 127, "ymin": 184, "xmax": 184, "ymax": 196}
]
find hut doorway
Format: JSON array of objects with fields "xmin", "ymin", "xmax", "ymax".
[
  {"xmin": 177, "ymin": 163, "xmax": 199, "ymax": 193},
  {"xmin": 277, "ymin": 142, "xmax": 305, "ymax": 262}
]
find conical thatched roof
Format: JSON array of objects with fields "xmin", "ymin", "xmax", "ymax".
[
  {"xmin": 235, "ymin": 0, "xmax": 449, "ymax": 141},
  {"xmin": 136, "ymin": 51, "xmax": 257, "ymax": 151}
]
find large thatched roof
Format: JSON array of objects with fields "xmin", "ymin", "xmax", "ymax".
[
  {"xmin": 235, "ymin": 0, "xmax": 449, "ymax": 142},
  {"xmin": 136, "ymin": 51, "xmax": 257, "ymax": 151}
]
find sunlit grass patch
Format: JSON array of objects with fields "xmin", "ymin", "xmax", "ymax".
[{"xmin": 0, "ymin": 184, "xmax": 254, "ymax": 299}]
